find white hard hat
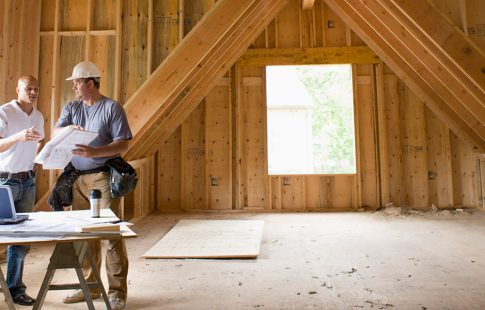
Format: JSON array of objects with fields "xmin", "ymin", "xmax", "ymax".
[{"xmin": 66, "ymin": 61, "xmax": 101, "ymax": 80}]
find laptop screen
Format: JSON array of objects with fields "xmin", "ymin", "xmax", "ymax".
[{"xmin": 0, "ymin": 186, "xmax": 15, "ymax": 219}]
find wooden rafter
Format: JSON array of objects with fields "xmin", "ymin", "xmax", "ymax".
[
  {"xmin": 323, "ymin": 0, "xmax": 485, "ymax": 152},
  {"xmin": 391, "ymin": 0, "xmax": 485, "ymax": 91},
  {"xmin": 124, "ymin": 0, "xmax": 290, "ymax": 160}
]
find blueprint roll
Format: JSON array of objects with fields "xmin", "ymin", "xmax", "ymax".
[{"xmin": 90, "ymin": 189, "xmax": 101, "ymax": 217}]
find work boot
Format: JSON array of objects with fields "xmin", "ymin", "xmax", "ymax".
[
  {"xmin": 63, "ymin": 289, "xmax": 101, "ymax": 303},
  {"xmin": 109, "ymin": 296, "xmax": 126, "ymax": 310}
]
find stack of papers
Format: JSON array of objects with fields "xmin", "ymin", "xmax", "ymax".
[{"xmin": 35, "ymin": 127, "xmax": 98, "ymax": 169}]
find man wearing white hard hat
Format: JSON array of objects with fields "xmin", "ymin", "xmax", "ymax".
[{"xmin": 53, "ymin": 60, "xmax": 131, "ymax": 310}]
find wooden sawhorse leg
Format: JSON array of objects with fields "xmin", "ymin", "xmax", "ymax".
[
  {"xmin": 33, "ymin": 241, "xmax": 111, "ymax": 310},
  {"xmin": 0, "ymin": 265, "xmax": 15, "ymax": 310}
]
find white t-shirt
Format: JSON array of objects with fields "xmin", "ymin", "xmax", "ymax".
[{"xmin": 0, "ymin": 100, "xmax": 45, "ymax": 173}]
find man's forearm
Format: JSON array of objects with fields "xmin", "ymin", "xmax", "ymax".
[
  {"xmin": 0, "ymin": 136, "xmax": 17, "ymax": 153},
  {"xmin": 91, "ymin": 140, "xmax": 129, "ymax": 158}
]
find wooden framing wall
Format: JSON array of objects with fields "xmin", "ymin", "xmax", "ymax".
[{"xmin": 1, "ymin": 0, "xmax": 484, "ymax": 214}]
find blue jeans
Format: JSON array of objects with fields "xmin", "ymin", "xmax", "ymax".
[{"xmin": 1, "ymin": 176, "xmax": 35, "ymax": 298}]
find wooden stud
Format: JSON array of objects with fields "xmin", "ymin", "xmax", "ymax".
[
  {"xmin": 114, "ymin": 0, "xmax": 121, "ymax": 101},
  {"xmin": 425, "ymin": 107, "xmax": 454, "ymax": 207},
  {"xmin": 205, "ymin": 81, "xmax": 232, "ymax": 210},
  {"xmin": 147, "ymin": 0, "xmax": 153, "ymax": 76},
  {"xmin": 85, "ymin": 0, "xmax": 92, "ymax": 58},
  {"xmin": 374, "ymin": 63, "xmax": 389, "ymax": 207}
]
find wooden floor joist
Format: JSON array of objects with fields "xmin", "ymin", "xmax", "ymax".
[
  {"xmin": 124, "ymin": 0, "xmax": 290, "ymax": 160},
  {"xmin": 323, "ymin": 0, "xmax": 485, "ymax": 152}
]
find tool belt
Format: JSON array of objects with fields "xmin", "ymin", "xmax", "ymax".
[
  {"xmin": 78, "ymin": 166, "xmax": 110, "ymax": 175},
  {"xmin": 105, "ymin": 156, "xmax": 138, "ymax": 198}
]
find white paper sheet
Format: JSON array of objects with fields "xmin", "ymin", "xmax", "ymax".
[{"xmin": 35, "ymin": 127, "xmax": 98, "ymax": 169}]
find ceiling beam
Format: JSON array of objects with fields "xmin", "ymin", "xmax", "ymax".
[
  {"xmin": 238, "ymin": 46, "xmax": 380, "ymax": 66},
  {"xmin": 124, "ymin": 0, "xmax": 291, "ymax": 160},
  {"xmin": 323, "ymin": 0, "xmax": 485, "ymax": 152}
]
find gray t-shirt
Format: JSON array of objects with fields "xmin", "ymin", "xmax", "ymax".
[{"xmin": 55, "ymin": 96, "xmax": 132, "ymax": 170}]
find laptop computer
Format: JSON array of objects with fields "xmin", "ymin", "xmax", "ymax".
[{"xmin": 0, "ymin": 186, "xmax": 29, "ymax": 224}]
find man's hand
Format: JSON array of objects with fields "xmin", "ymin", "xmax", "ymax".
[
  {"xmin": 72, "ymin": 140, "xmax": 128, "ymax": 158},
  {"xmin": 72, "ymin": 144, "xmax": 96, "ymax": 158},
  {"xmin": 13, "ymin": 126, "xmax": 42, "ymax": 142},
  {"xmin": 68, "ymin": 124, "xmax": 84, "ymax": 131}
]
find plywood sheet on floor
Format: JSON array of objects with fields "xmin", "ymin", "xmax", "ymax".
[{"xmin": 143, "ymin": 219, "xmax": 264, "ymax": 258}]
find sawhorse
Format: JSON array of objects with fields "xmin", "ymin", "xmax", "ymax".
[
  {"xmin": 0, "ymin": 266, "xmax": 15, "ymax": 310},
  {"xmin": 33, "ymin": 241, "xmax": 111, "ymax": 310}
]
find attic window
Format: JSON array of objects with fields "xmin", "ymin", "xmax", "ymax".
[{"xmin": 266, "ymin": 65, "xmax": 356, "ymax": 175}]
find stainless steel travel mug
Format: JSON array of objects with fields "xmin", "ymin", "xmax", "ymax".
[{"xmin": 89, "ymin": 189, "xmax": 101, "ymax": 217}]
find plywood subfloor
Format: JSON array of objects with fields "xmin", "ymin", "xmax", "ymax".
[
  {"xmin": 3, "ymin": 210, "xmax": 485, "ymax": 309},
  {"xmin": 143, "ymin": 219, "xmax": 264, "ymax": 258}
]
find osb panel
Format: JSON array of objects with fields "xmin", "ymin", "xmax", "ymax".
[
  {"xmin": 266, "ymin": 20, "xmax": 277, "ymax": 49},
  {"xmin": 280, "ymin": 176, "xmax": 305, "ymax": 209},
  {"xmin": 270, "ymin": 176, "xmax": 282, "ymax": 209},
  {"xmin": 60, "ymin": 0, "xmax": 87, "ymax": 31},
  {"xmin": 152, "ymin": 0, "xmax": 180, "ymax": 70},
  {"xmin": 0, "ymin": 0, "xmax": 4, "ymax": 36},
  {"xmin": 92, "ymin": 0, "xmax": 117, "ymax": 31},
  {"xmin": 350, "ymin": 29, "xmax": 366, "ymax": 46},
  {"xmin": 120, "ymin": 0, "xmax": 148, "ymax": 102},
  {"xmin": 89, "ymin": 35, "xmax": 116, "ymax": 99},
  {"xmin": 399, "ymin": 83, "xmax": 429, "ymax": 208},
  {"xmin": 425, "ymin": 107, "xmax": 454, "ymax": 207},
  {"xmin": 241, "ymin": 75, "xmax": 267, "ymax": 209},
  {"xmin": 304, "ymin": 175, "xmax": 325, "ymax": 209},
  {"xmin": 252, "ymin": 27, "xmax": 267, "ymax": 48},
  {"xmin": 322, "ymin": 2, "xmax": 346, "ymax": 47},
  {"xmin": 430, "ymin": 0, "xmax": 463, "ymax": 29},
  {"xmin": 465, "ymin": 0, "xmax": 485, "ymax": 50},
  {"xmin": 276, "ymin": 0, "xmax": 300, "ymax": 48},
  {"xmin": 328, "ymin": 176, "xmax": 354, "ymax": 209},
  {"xmin": 205, "ymin": 85, "xmax": 232, "ymax": 210},
  {"xmin": 181, "ymin": 103, "xmax": 207, "ymax": 210},
  {"xmin": 383, "ymin": 74, "xmax": 404, "ymax": 206},
  {"xmin": 4, "ymin": 1, "xmax": 22, "ymax": 100},
  {"xmin": 158, "ymin": 128, "xmax": 182, "ymax": 210},
  {"xmin": 18, "ymin": 1, "xmax": 41, "ymax": 78},
  {"xmin": 451, "ymin": 133, "xmax": 478, "ymax": 207},
  {"xmin": 480, "ymin": 158, "xmax": 485, "ymax": 208},
  {"xmin": 184, "ymin": 0, "xmax": 215, "ymax": 28},
  {"xmin": 59, "ymin": 36, "xmax": 85, "ymax": 106},
  {"xmin": 40, "ymin": 0, "xmax": 56, "ymax": 32}
]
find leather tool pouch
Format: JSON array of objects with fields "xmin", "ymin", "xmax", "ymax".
[{"xmin": 105, "ymin": 156, "xmax": 138, "ymax": 198}]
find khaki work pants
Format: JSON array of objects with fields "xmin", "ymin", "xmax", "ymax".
[{"xmin": 71, "ymin": 171, "xmax": 129, "ymax": 300}]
